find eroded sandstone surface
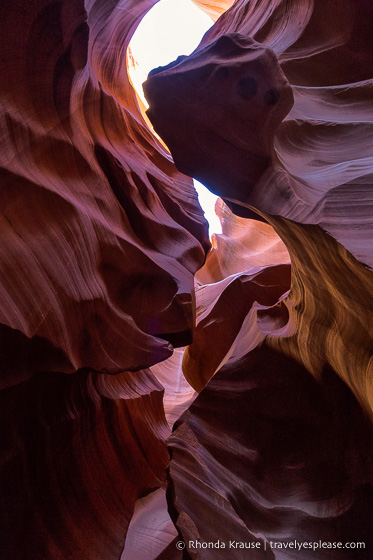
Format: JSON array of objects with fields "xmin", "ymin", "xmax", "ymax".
[{"xmin": 0, "ymin": 0, "xmax": 372, "ymax": 559}]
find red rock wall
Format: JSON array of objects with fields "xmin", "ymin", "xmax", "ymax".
[
  {"xmin": 143, "ymin": 0, "xmax": 373, "ymax": 557},
  {"xmin": 0, "ymin": 0, "xmax": 209, "ymax": 558},
  {"xmin": 144, "ymin": 0, "xmax": 373, "ymax": 414},
  {"xmin": 0, "ymin": 0, "xmax": 210, "ymax": 387},
  {"xmin": 1, "ymin": 0, "xmax": 373, "ymax": 558}
]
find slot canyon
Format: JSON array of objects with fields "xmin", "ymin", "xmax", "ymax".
[{"xmin": 0, "ymin": 0, "xmax": 372, "ymax": 558}]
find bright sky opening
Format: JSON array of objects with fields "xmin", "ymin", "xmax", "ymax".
[{"xmin": 128, "ymin": 0, "xmax": 222, "ymax": 237}]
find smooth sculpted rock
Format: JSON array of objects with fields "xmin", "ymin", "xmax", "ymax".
[
  {"xmin": 0, "ymin": 0, "xmax": 210, "ymax": 388},
  {"xmin": 0, "ymin": 0, "xmax": 210, "ymax": 558},
  {"xmin": 144, "ymin": 23, "xmax": 373, "ymax": 419},
  {"xmin": 144, "ymin": 33, "xmax": 293, "ymax": 217},
  {"xmin": 168, "ymin": 346, "xmax": 373, "ymax": 560}
]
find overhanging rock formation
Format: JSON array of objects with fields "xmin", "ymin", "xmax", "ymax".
[
  {"xmin": 0, "ymin": 0, "xmax": 373, "ymax": 559},
  {"xmin": 144, "ymin": 14, "xmax": 373, "ymax": 416}
]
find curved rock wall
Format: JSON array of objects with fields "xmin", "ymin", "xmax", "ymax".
[
  {"xmin": 0, "ymin": 0, "xmax": 210, "ymax": 386},
  {"xmin": 169, "ymin": 346, "xmax": 373, "ymax": 559},
  {"xmin": 143, "ymin": 0, "xmax": 373, "ymax": 557},
  {"xmin": 144, "ymin": 0, "xmax": 373, "ymax": 414},
  {"xmin": 0, "ymin": 368, "xmax": 169, "ymax": 559},
  {"xmin": 1, "ymin": 0, "xmax": 373, "ymax": 559},
  {"xmin": 0, "ymin": 0, "xmax": 209, "ymax": 558}
]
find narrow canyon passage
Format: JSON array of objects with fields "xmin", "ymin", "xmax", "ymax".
[{"xmin": 0, "ymin": 1, "xmax": 372, "ymax": 559}]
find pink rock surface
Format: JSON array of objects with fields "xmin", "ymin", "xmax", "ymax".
[
  {"xmin": 169, "ymin": 345, "xmax": 373, "ymax": 559},
  {"xmin": 0, "ymin": 0, "xmax": 210, "ymax": 387},
  {"xmin": 144, "ymin": 32, "xmax": 294, "ymax": 218},
  {"xmin": 143, "ymin": 0, "xmax": 373, "ymax": 557},
  {"xmin": 196, "ymin": 198, "xmax": 290, "ymax": 285},
  {"xmin": 0, "ymin": 0, "xmax": 209, "ymax": 558},
  {"xmin": 1, "ymin": 0, "xmax": 373, "ymax": 558},
  {"xmin": 144, "ymin": 0, "xmax": 373, "ymax": 415}
]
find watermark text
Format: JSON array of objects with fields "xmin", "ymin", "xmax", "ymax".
[{"xmin": 177, "ymin": 539, "xmax": 366, "ymax": 552}]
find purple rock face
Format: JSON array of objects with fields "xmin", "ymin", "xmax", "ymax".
[
  {"xmin": 144, "ymin": 33, "xmax": 294, "ymax": 202},
  {"xmin": 1, "ymin": 0, "xmax": 373, "ymax": 558}
]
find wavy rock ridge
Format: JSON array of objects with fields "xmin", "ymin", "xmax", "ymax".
[
  {"xmin": 1, "ymin": 0, "xmax": 209, "ymax": 557},
  {"xmin": 145, "ymin": 0, "xmax": 373, "ymax": 557},
  {"xmin": 0, "ymin": 0, "xmax": 372, "ymax": 558}
]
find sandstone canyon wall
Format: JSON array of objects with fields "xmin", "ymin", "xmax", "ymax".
[{"xmin": 0, "ymin": 0, "xmax": 372, "ymax": 559}]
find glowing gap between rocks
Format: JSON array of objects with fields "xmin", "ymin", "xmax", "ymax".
[{"xmin": 128, "ymin": 0, "xmax": 222, "ymax": 237}]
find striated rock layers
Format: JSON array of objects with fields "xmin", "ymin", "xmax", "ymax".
[
  {"xmin": 0, "ymin": 0, "xmax": 209, "ymax": 558},
  {"xmin": 1, "ymin": 0, "xmax": 373, "ymax": 559},
  {"xmin": 145, "ymin": 1, "xmax": 373, "ymax": 558}
]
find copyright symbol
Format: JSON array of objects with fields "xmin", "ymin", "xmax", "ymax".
[{"xmin": 176, "ymin": 541, "xmax": 185, "ymax": 550}]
